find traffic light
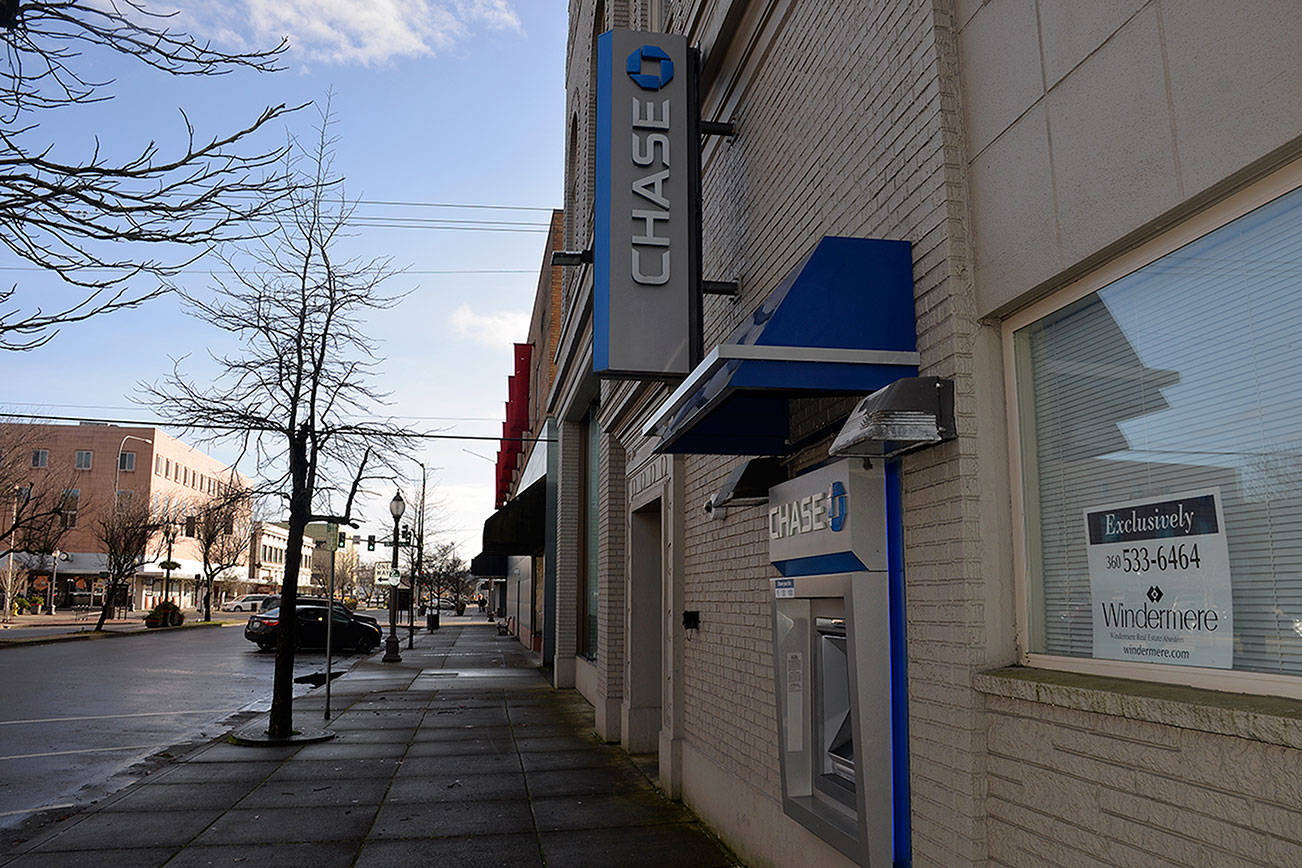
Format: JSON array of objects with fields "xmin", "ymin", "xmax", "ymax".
[
  {"xmin": 337, "ymin": 532, "xmax": 346, "ymax": 549},
  {"xmin": 367, "ymin": 534, "xmax": 376, "ymax": 551}
]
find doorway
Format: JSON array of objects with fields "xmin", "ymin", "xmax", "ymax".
[{"xmin": 623, "ymin": 498, "xmax": 663, "ymax": 753}]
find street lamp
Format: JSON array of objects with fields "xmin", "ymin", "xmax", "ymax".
[
  {"xmin": 382, "ymin": 489, "xmax": 405, "ymax": 662},
  {"xmin": 114, "ymin": 435, "xmax": 152, "ymax": 510},
  {"xmin": 48, "ymin": 549, "xmax": 60, "ymax": 614}
]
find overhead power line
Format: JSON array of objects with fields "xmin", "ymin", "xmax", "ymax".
[
  {"xmin": 0, "ymin": 266, "xmax": 534, "ymax": 276},
  {"xmin": 0, "ymin": 411, "xmax": 555, "ymax": 443},
  {"xmin": 225, "ymin": 194, "xmax": 558, "ymax": 213},
  {"xmin": 0, "ymin": 401, "xmax": 508, "ymax": 423}
]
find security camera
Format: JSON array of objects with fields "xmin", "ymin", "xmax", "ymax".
[{"xmin": 703, "ymin": 496, "xmax": 727, "ymax": 520}]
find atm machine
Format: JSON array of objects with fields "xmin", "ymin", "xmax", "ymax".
[{"xmin": 768, "ymin": 458, "xmax": 909, "ymax": 866}]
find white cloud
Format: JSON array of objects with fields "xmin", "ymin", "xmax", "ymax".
[
  {"xmin": 451, "ymin": 304, "xmax": 529, "ymax": 347},
  {"xmin": 171, "ymin": 0, "xmax": 522, "ymax": 67}
]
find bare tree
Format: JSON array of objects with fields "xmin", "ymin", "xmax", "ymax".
[
  {"xmin": 147, "ymin": 105, "xmax": 413, "ymax": 738},
  {"xmin": 94, "ymin": 495, "xmax": 161, "ymax": 630},
  {"xmin": 426, "ymin": 541, "xmax": 469, "ymax": 605},
  {"xmin": 1, "ymin": 427, "xmax": 77, "ymax": 618},
  {"xmin": 0, "ymin": 0, "xmax": 294, "ymax": 350},
  {"xmin": 191, "ymin": 482, "xmax": 253, "ymax": 622},
  {"xmin": 333, "ymin": 547, "xmax": 360, "ymax": 597}
]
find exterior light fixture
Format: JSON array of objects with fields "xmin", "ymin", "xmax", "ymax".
[
  {"xmin": 549, "ymin": 249, "xmax": 593, "ymax": 267},
  {"xmin": 829, "ymin": 377, "xmax": 956, "ymax": 459}
]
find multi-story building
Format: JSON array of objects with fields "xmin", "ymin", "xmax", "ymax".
[
  {"xmin": 480, "ymin": 3, "xmax": 1302, "ymax": 866},
  {"xmin": 476, "ymin": 209, "xmax": 564, "ymax": 652},
  {"xmin": 248, "ymin": 521, "xmax": 314, "ymax": 594},
  {"xmin": 0, "ymin": 422, "xmax": 249, "ymax": 610}
]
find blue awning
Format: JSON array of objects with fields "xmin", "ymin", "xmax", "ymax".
[{"xmin": 645, "ymin": 236, "xmax": 919, "ymax": 455}]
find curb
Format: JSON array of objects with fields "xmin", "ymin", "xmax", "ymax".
[{"xmin": 0, "ymin": 620, "xmax": 229, "ymax": 650}]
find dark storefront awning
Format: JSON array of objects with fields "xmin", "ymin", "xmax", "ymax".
[
  {"xmin": 645, "ymin": 236, "xmax": 920, "ymax": 455},
  {"xmin": 470, "ymin": 552, "xmax": 507, "ymax": 578},
  {"xmin": 481, "ymin": 475, "xmax": 546, "ymax": 556}
]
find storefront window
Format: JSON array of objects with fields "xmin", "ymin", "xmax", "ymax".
[
  {"xmin": 1015, "ymin": 184, "xmax": 1302, "ymax": 677},
  {"xmin": 581, "ymin": 407, "xmax": 600, "ymax": 659}
]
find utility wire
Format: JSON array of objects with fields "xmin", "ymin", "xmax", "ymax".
[
  {"xmin": 0, "ymin": 401, "xmax": 508, "ymax": 423},
  {"xmin": 0, "ymin": 266, "xmax": 534, "ymax": 276},
  {"xmin": 0, "ymin": 411, "xmax": 555, "ymax": 443}
]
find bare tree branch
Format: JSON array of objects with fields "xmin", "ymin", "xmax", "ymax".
[
  {"xmin": 145, "ymin": 99, "xmax": 419, "ymax": 738},
  {"xmin": 0, "ymin": 0, "xmax": 296, "ymax": 350}
]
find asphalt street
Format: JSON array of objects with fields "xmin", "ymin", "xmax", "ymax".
[{"xmin": 0, "ymin": 617, "xmax": 378, "ymax": 828}]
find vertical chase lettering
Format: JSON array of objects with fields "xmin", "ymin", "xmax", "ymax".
[{"xmin": 627, "ymin": 45, "xmax": 673, "ymax": 287}]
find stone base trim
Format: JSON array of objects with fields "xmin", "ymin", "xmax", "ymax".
[{"xmin": 976, "ymin": 666, "xmax": 1302, "ymax": 750}]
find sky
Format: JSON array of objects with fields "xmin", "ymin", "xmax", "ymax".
[{"xmin": 1, "ymin": 1, "xmax": 567, "ymax": 561}]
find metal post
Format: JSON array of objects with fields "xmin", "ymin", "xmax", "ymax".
[
  {"xmin": 49, "ymin": 550, "xmax": 59, "ymax": 614},
  {"xmin": 383, "ymin": 513, "xmax": 402, "ymax": 663},
  {"xmin": 163, "ymin": 530, "xmax": 174, "ymax": 608},
  {"xmin": 419, "ymin": 465, "xmax": 436, "ymax": 631},
  {"xmin": 325, "ymin": 527, "xmax": 336, "ymax": 720}
]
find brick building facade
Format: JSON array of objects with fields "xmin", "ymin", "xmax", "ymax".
[
  {"xmin": 487, "ymin": 2, "xmax": 1302, "ymax": 865},
  {"xmin": 1, "ymin": 422, "xmax": 251, "ymax": 610}
]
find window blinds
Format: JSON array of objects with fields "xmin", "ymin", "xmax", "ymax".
[{"xmin": 1017, "ymin": 186, "xmax": 1302, "ymax": 676}]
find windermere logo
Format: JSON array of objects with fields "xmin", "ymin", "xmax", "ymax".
[{"xmin": 626, "ymin": 45, "xmax": 674, "ymax": 90}]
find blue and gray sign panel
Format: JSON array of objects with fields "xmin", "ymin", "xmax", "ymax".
[
  {"xmin": 594, "ymin": 30, "xmax": 697, "ymax": 378},
  {"xmin": 768, "ymin": 459, "xmax": 886, "ymax": 577}
]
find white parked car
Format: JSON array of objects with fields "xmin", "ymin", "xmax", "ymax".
[{"xmin": 221, "ymin": 594, "xmax": 270, "ymax": 613}]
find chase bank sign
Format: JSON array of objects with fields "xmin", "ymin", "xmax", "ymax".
[
  {"xmin": 594, "ymin": 30, "xmax": 698, "ymax": 378},
  {"xmin": 768, "ymin": 460, "xmax": 886, "ymax": 577}
]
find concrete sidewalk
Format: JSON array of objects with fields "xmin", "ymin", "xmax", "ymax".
[{"xmin": 0, "ymin": 623, "xmax": 741, "ymax": 867}]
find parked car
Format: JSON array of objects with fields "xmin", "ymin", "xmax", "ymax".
[
  {"xmin": 222, "ymin": 594, "xmax": 270, "ymax": 613},
  {"xmin": 258, "ymin": 595, "xmax": 379, "ymax": 627},
  {"xmin": 244, "ymin": 604, "xmax": 382, "ymax": 653}
]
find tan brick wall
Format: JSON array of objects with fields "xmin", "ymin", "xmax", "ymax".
[
  {"xmin": 557, "ymin": 1, "xmax": 1302, "ymax": 865},
  {"xmin": 595, "ymin": 426, "xmax": 627, "ymax": 738},
  {"xmin": 984, "ymin": 695, "xmax": 1302, "ymax": 866}
]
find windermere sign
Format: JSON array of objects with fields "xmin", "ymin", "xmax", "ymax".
[
  {"xmin": 1084, "ymin": 489, "xmax": 1233, "ymax": 669},
  {"xmin": 594, "ymin": 29, "xmax": 698, "ymax": 378}
]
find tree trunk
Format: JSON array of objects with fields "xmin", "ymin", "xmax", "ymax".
[
  {"xmin": 203, "ymin": 577, "xmax": 212, "ymax": 623},
  {"xmin": 268, "ymin": 435, "xmax": 309, "ymax": 738},
  {"xmin": 94, "ymin": 577, "xmax": 121, "ymax": 631}
]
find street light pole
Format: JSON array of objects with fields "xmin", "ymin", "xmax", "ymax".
[
  {"xmin": 49, "ymin": 549, "xmax": 60, "ymax": 614},
  {"xmin": 325, "ymin": 524, "xmax": 337, "ymax": 720},
  {"xmin": 114, "ymin": 435, "xmax": 152, "ymax": 511},
  {"xmin": 417, "ymin": 462, "xmax": 434, "ymax": 632},
  {"xmin": 383, "ymin": 490, "xmax": 405, "ymax": 663},
  {"xmin": 114, "ymin": 435, "xmax": 151, "ymax": 612}
]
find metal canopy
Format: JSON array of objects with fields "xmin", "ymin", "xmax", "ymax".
[
  {"xmin": 704, "ymin": 456, "xmax": 788, "ymax": 516},
  {"xmin": 645, "ymin": 236, "xmax": 919, "ymax": 455},
  {"xmin": 481, "ymin": 476, "xmax": 546, "ymax": 556}
]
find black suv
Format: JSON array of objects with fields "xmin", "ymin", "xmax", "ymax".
[{"xmin": 245, "ymin": 603, "xmax": 382, "ymax": 653}]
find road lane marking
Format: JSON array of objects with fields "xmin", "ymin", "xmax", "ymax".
[
  {"xmin": 0, "ymin": 709, "xmax": 233, "ymax": 726},
  {"xmin": 0, "ymin": 803, "xmax": 76, "ymax": 818},
  {"xmin": 0, "ymin": 744, "xmax": 163, "ymax": 761}
]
